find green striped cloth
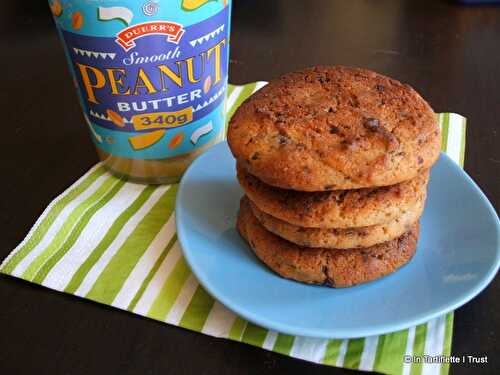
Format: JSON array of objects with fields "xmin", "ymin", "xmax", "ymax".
[{"xmin": 1, "ymin": 83, "xmax": 466, "ymax": 375}]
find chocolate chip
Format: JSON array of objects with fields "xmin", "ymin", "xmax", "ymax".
[
  {"xmin": 418, "ymin": 156, "xmax": 424, "ymax": 164},
  {"xmin": 277, "ymin": 135, "xmax": 289, "ymax": 145},
  {"xmin": 364, "ymin": 117, "xmax": 380, "ymax": 130},
  {"xmin": 251, "ymin": 152, "xmax": 260, "ymax": 160},
  {"xmin": 321, "ymin": 265, "xmax": 335, "ymax": 286},
  {"xmin": 340, "ymin": 139, "xmax": 352, "ymax": 149},
  {"xmin": 365, "ymin": 188, "xmax": 379, "ymax": 198},
  {"xmin": 375, "ymin": 84, "xmax": 385, "ymax": 92},
  {"xmin": 335, "ymin": 191, "xmax": 348, "ymax": 203},
  {"xmin": 329, "ymin": 125, "xmax": 340, "ymax": 134},
  {"xmin": 324, "ymin": 279, "xmax": 335, "ymax": 287},
  {"xmin": 397, "ymin": 234, "xmax": 406, "ymax": 247}
]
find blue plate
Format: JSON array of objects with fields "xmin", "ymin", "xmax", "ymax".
[{"xmin": 176, "ymin": 142, "xmax": 500, "ymax": 338}]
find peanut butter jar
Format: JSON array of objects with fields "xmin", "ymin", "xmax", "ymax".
[{"xmin": 49, "ymin": 0, "xmax": 231, "ymax": 183}]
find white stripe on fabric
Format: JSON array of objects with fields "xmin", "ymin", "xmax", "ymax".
[
  {"xmin": 202, "ymin": 301, "xmax": 238, "ymax": 338},
  {"xmin": 359, "ymin": 335, "xmax": 379, "ymax": 371},
  {"xmin": 112, "ymin": 212, "xmax": 177, "ymax": 309},
  {"xmin": 165, "ymin": 274, "xmax": 199, "ymax": 325},
  {"xmin": 290, "ymin": 337, "xmax": 329, "ymax": 363},
  {"xmin": 253, "ymin": 81, "xmax": 267, "ymax": 92},
  {"xmin": 336, "ymin": 339, "xmax": 349, "ymax": 367},
  {"xmin": 11, "ymin": 172, "xmax": 110, "ymax": 277},
  {"xmin": 226, "ymin": 86, "xmax": 244, "ymax": 111},
  {"xmin": 74, "ymin": 185, "xmax": 169, "ymax": 297},
  {"xmin": 43, "ymin": 183, "xmax": 146, "ymax": 290},
  {"xmin": 0, "ymin": 163, "xmax": 103, "ymax": 270},
  {"xmin": 447, "ymin": 113, "xmax": 463, "ymax": 164},
  {"xmin": 133, "ymin": 241, "xmax": 182, "ymax": 315},
  {"xmin": 421, "ymin": 315, "xmax": 446, "ymax": 375},
  {"xmin": 402, "ymin": 327, "xmax": 416, "ymax": 375},
  {"xmin": 262, "ymin": 331, "xmax": 278, "ymax": 350}
]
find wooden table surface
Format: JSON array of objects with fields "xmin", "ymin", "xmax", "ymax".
[{"xmin": 0, "ymin": 1, "xmax": 498, "ymax": 374}]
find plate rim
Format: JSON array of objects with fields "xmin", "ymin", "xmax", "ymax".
[{"xmin": 176, "ymin": 141, "xmax": 500, "ymax": 339}]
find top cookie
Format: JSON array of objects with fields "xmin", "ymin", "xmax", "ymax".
[{"xmin": 228, "ymin": 66, "xmax": 441, "ymax": 191}]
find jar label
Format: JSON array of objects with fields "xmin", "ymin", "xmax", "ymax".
[{"xmin": 51, "ymin": 0, "xmax": 230, "ymax": 159}]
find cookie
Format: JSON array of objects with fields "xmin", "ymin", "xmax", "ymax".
[
  {"xmin": 249, "ymin": 198, "xmax": 423, "ymax": 249},
  {"xmin": 237, "ymin": 163, "xmax": 428, "ymax": 228},
  {"xmin": 228, "ymin": 66, "xmax": 441, "ymax": 191},
  {"xmin": 237, "ymin": 197, "xmax": 419, "ymax": 288}
]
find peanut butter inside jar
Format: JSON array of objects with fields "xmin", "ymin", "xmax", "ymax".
[{"xmin": 96, "ymin": 131, "xmax": 223, "ymax": 184}]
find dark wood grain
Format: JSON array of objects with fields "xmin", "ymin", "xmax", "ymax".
[{"xmin": 0, "ymin": 1, "xmax": 498, "ymax": 374}]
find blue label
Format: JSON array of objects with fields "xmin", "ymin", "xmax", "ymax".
[{"xmin": 51, "ymin": 0, "xmax": 230, "ymax": 160}]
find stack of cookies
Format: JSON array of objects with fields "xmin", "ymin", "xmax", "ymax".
[{"xmin": 227, "ymin": 66, "xmax": 441, "ymax": 287}]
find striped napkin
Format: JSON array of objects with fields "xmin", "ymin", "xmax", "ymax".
[{"xmin": 1, "ymin": 83, "xmax": 466, "ymax": 375}]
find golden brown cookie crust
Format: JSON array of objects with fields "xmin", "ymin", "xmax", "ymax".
[
  {"xmin": 237, "ymin": 164, "xmax": 428, "ymax": 228},
  {"xmin": 228, "ymin": 66, "xmax": 441, "ymax": 191},
  {"xmin": 249, "ymin": 198, "xmax": 423, "ymax": 249},
  {"xmin": 237, "ymin": 197, "xmax": 419, "ymax": 288}
]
